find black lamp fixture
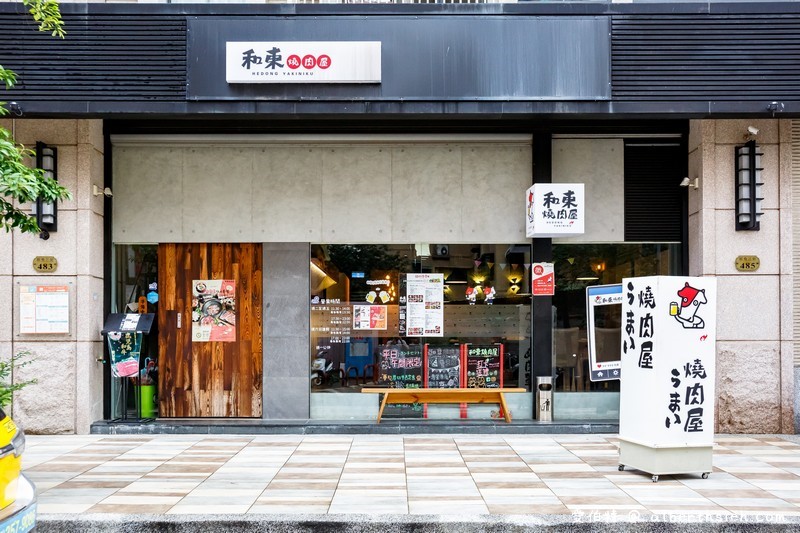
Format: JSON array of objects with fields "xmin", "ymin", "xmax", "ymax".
[
  {"xmin": 734, "ymin": 139, "xmax": 763, "ymax": 231},
  {"xmin": 31, "ymin": 141, "xmax": 58, "ymax": 239}
]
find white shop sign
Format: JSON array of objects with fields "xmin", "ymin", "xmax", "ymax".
[
  {"xmin": 526, "ymin": 183, "xmax": 585, "ymax": 238},
  {"xmin": 226, "ymin": 41, "xmax": 381, "ymax": 84},
  {"xmin": 619, "ymin": 276, "xmax": 716, "ymax": 449}
]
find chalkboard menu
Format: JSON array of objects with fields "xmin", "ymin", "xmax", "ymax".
[
  {"xmin": 378, "ymin": 345, "xmax": 423, "ymax": 388},
  {"xmin": 465, "ymin": 344, "xmax": 503, "ymax": 389},
  {"xmin": 426, "ymin": 345, "xmax": 462, "ymax": 389},
  {"xmin": 378, "ymin": 345, "xmax": 423, "ymax": 418}
]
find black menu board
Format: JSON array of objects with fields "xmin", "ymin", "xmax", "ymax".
[
  {"xmin": 465, "ymin": 344, "xmax": 502, "ymax": 389},
  {"xmin": 378, "ymin": 344, "xmax": 423, "ymax": 418},
  {"xmin": 426, "ymin": 345, "xmax": 462, "ymax": 389},
  {"xmin": 378, "ymin": 345, "xmax": 423, "ymax": 388}
]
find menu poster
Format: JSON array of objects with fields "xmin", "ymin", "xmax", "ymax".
[
  {"xmin": 425, "ymin": 345, "xmax": 462, "ymax": 389},
  {"xmin": 406, "ymin": 273, "xmax": 444, "ymax": 337},
  {"xmin": 465, "ymin": 344, "xmax": 503, "ymax": 389},
  {"xmin": 378, "ymin": 345, "xmax": 423, "ymax": 418},
  {"xmin": 107, "ymin": 331, "xmax": 142, "ymax": 378},
  {"xmin": 19, "ymin": 285, "xmax": 70, "ymax": 334},
  {"xmin": 352, "ymin": 305, "xmax": 388, "ymax": 331},
  {"xmin": 192, "ymin": 280, "xmax": 236, "ymax": 343}
]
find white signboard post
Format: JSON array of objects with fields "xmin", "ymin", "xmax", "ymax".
[
  {"xmin": 226, "ymin": 42, "xmax": 381, "ymax": 84},
  {"xmin": 526, "ymin": 183, "xmax": 585, "ymax": 238},
  {"xmin": 618, "ymin": 276, "xmax": 717, "ymax": 482},
  {"xmin": 406, "ymin": 273, "xmax": 444, "ymax": 337}
]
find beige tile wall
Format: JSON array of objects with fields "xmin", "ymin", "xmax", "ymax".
[
  {"xmin": 688, "ymin": 119, "xmax": 794, "ymax": 433},
  {"xmin": 0, "ymin": 118, "xmax": 105, "ymax": 434}
]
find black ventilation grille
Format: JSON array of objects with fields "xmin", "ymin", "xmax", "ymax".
[
  {"xmin": 624, "ymin": 143, "xmax": 683, "ymax": 242},
  {"xmin": 612, "ymin": 15, "xmax": 800, "ymax": 101},
  {"xmin": 0, "ymin": 14, "xmax": 186, "ymax": 102}
]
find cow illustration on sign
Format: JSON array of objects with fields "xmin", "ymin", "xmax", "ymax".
[{"xmin": 670, "ymin": 282, "xmax": 707, "ymax": 329}]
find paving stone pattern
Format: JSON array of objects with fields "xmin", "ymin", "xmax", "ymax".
[{"xmin": 23, "ymin": 434, "xmax": 800, "ymax": 517}]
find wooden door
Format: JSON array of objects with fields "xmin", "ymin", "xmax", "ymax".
[{"xmin": 158, "ymin": 243, "xmax": 263, "ymax": 417}]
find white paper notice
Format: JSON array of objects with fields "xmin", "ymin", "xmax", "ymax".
[
  {"xmin": 20, "ymin": 286, "xmax": 69, "ymax": 334},
  {"xmin": 406, "ymin": 273, "xmax": 444, "ymax": 337}
]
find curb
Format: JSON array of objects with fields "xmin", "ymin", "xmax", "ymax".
[{"xmin": 36, "ymin": 513, "xmax": 800, "ymax": 532}]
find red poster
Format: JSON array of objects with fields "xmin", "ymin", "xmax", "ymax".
[{"xmin": 532, "ymin": 262, "xmax": 555, "ymax": 296}]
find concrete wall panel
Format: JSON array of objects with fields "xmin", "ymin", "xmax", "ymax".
[
  {"xmin": 182, "ymin": 147, "xmax": 254, "ymax": 242},
  {"xmin": 552, "ymin": 138, "xmax": 624, "ymax": 243},
  {"xmin": 252, "ymin": 147, "xmax": 323, "ymax": 242},
  {"xmin": 113, "ymin": 138, "xmax": 533, "ymax": 245},
  {"xmin": 461, "ymin": 145, "xmax": 531, "ymax": 243},
  {"xmin": 322, "ymin": 146, "xmax": 392, "ymax": 243},
  {"xmin": 112, "ymin": 146, "xmax": 182, "ymax": 243},
  {"xmin": 391, "ymin": 146, "xmax": 461, "ymax": 243}
]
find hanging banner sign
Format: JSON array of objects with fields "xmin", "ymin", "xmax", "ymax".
[
  {"xmin": 192, "ymin": 280, "xmax": 236, "ymax": 342},
  {"xmin": 619, "ymin": 276, "xmax": 717, "ymax": 448},
  {"xmin": 586, "ymin": 284, "xmax": 623, "ymax": 382},
  {"xmin": 226, "ymin": 41, "xmax": 381, "ymax": 84},
  {"xmin": 406, "ymin": 273, "xmax": 444, "ymax": 337},
  {"xmin": 531, "ymin": 262, "xmax": 555, "ymax": 296},
  {"xmin": 107, "ymin": 331, "xmax": 142, "ymax": 378},
  {"xmin": 526, "ymin": 183, "xmax": 585, "ymax": 238}
]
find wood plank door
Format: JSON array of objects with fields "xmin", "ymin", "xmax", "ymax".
[{"xmin": 158, "ymin": 243, "xmax": 263, "ymax": 417}]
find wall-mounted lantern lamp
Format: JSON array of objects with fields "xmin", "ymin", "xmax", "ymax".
[
  {"xmin": 30, "ymin": 141, "xmax": 58, "ymax": 240},
  {"xmin": 735, "ymin": 140, "xmax": 763, "ymax": 231}
]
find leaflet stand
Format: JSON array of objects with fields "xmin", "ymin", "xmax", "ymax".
[{"xmin": 102, "ymin": 313, "xmax": 156, "ymax": 423}]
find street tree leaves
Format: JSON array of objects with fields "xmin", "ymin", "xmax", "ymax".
[{"xmin": 0, "ymin": 0, "xmax": 70, "ymax": 234}]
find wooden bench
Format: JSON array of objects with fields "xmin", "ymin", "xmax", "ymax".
[{"xmin": 362, "ymin": 387, "xmax": 527, "ymax": 423}]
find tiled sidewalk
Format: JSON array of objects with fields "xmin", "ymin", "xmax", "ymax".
[{"xmin": 22, "ymin": 434, "xmax": 800, "ymax": 517}]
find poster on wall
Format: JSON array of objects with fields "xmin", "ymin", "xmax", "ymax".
[
  {"xmin": 406, "ymin": 273, "xmax": 444, "ymax": 337},
  {"xmin": 19, "ymin": 285, "xmax": 70, "ymax": 334},
  {"xmin": 531, "ymin": 262, "xmax": 555, "ymax": 296},
  {"xmin": 526, "ymin": 183, "xmax": 585, "ymax": 238},
  {"xmin": 107, "ymin": 331, "xmax": 142, "ymax": 378},
  {"xmin": 192, "ymin": 280, "xmax": 236, "ymax": 342},
  {"xmin": 619, "ymin": 276, "xmax": 717, "ymax": 448},
  {"xmin": 352, "ymin": 305, "xmax": 388, "ymax": 330}
]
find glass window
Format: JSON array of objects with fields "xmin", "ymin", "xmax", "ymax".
[
  {"xmin": 111, "ymin": 244, "xmax": 159, "ymax": 420},
  {"xmin": 551, "ymin": 242, "xmax": 681, "ymax": 395},
  {"xmin": 310, "ymin": 244, "xmax": 532, "ymax": 419}
]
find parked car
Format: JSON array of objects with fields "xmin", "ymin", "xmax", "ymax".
[{"xmin": 0, "ymin": 408, "xmax": 35, "ymax": 532}]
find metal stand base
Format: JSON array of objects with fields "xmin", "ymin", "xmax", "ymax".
[{"xmin": 618, "ymin": 438, "xmax": 712, "ymax": 482}]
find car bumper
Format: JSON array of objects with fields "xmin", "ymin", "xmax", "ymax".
[{"xmin": 0, "ymin": 474, "xmax": 36, "ymax": 533}]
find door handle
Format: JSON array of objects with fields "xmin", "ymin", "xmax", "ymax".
[{"xmin": 177, "ymin": 312, "xmax": 182, "ymax": 329}]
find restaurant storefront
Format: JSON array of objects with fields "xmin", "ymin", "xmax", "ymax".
[{"xmin": 0, "ymin": 1, "xmax": 795, "ymax": 433}]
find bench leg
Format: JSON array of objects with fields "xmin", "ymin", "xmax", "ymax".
[
  {"xmin": 498, "ymin": 393, "xmax": 512, "ymax": 423},
  {"xmin": 376, "ymin": 393, "xmax": 389, "ymax": 424}
]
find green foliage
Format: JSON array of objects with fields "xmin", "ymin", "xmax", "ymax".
[
  {"xmin": 22, "ymin": 0, "xmax": 64, "ymax": 38},
  {"xmin": 0, "ymin": 352, "xmax": 37, "ymax": 408},
  {"xmin": 0, "ymin": 128, "xmax": 72, "ymax": 233},
  {"xmin": 0, "ymin": 0, "xmax": 69, "ymax": 234}
]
